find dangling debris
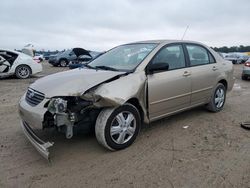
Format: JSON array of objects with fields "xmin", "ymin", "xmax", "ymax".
[{"xmin": 240, "ymin": 122, "xmax": 250, "ymax": 130}]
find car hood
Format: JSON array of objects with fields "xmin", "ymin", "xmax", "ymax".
[
  {"xmin": 72, "ymin": 48, "xmax": 91, "ymax": 57},
  {"xmin": 30, "ymin": 68, "xmax": 126, "ymax": 98}
]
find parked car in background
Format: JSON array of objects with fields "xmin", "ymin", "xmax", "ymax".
[
  {"xmin": 43, "ymin": 52, "xmax": 52, "ymax": 60},
  {"xmin": 48, "ymin": 48, "xmax": 90, "ymax": 67},
  {"xmin": 33, "ymin": 53, "xmax": 45, "ymax": 63},
  {"xmin": 18, "ymin": 40, "xmax": 234, "ymax": 159},
  {"xmin": 68, "ymin": 51, "xmax": 103, "ymax": 69},
  {"xmin": 242, "ymin": 58, "xmax": 250, "ymax": 80},
  {"xmin": 0, "ymin": 49, "xmax": 42, "ymax": 79},
  {"xmin": 21, "ymin": 44, "xmax": 35, "ymax": 57},
  {"xmin": 224, "ymin": 53, "xmax": 249, "ymax": 64},
  {"xmin": 217, "ymin": 52, "xmax": 227, "ymax": 58}
]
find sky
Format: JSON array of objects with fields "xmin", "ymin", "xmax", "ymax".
[{"xmin": 0, "ymin": 0, "xmax": 249, "ymax": 51}]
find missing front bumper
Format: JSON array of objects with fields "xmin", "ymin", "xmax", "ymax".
[{"xmin": 21, "ymin": 121, "xmax": 54, "ymax": 160}]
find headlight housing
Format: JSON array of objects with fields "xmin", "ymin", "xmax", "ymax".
[
  {"xmin": 48, "ymin": 98, "xmax": 67, "ymax": 114},
  {"xmin": 47, "ymin": 97, "xmax": 93, "ymax": 114}
]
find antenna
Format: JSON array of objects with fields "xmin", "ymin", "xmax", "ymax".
[{"xmin": 181, "ymin": 25, "xmax": 189, "ymax": 40}]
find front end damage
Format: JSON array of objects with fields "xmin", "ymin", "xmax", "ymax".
[
  {"xmin": 19, "ymin": 70, "xmax": 148, "ymax": 160},
  {"xmin": 21, "ymin": 121, "xmax": 53, "ymax": 160},
  {"xmin": 44, "ymin": 96, "xmax": 100, "ymax": 138}
]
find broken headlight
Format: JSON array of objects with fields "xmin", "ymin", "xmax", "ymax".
[
  {"xmin": 48, "ymin": 98, "xmax": 67, "ymax": 114},
  {"xmin": 47, "ymin": 97, "xmax": 93, "ymax": 114}
]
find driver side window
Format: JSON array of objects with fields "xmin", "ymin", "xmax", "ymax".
[{"xmin": 151, "ymin": 45, "xmax": 186, "ymax": 70}]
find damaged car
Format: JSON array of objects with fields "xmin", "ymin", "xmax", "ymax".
[
  {"xmin": 48, "ymin": 48, "xmax": 91, "ymax": 67},
  {"xmin": 0, "ymin": 49, "xmax": 42, "ymax": 79},
  {"xmin": 18, "ymin": 40, "xmax": 235, "ymax": 159},
  {"xmin": 68, "ymin": 51, "xmax": 103, "ymax": 69}
]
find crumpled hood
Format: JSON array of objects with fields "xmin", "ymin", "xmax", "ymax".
[{"xmin": 30, "ymin": 68, "xmax": 125, "ymax": 98}]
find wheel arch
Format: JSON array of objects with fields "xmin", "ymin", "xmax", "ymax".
[
  {"xmin": 218, "ymin": 79, "xmax": 228, "ymax": 90},
  {"xmin": 126, "ymin": 98, "xmax": 144, "ymax": 123},
  {"xmin": 59, "ymin": 58, "xmax": 69, "ymax": 63},
  {"xmin": 15, "ymin": 64, "xmax": 32, "ymax": 74}
]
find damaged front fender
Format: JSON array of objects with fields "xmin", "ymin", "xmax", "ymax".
[{"xmin": 82, "ymin": 72, "xmax": 149, "ymax": 123}]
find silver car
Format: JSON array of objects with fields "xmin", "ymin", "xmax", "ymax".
[{"xmin": 18, "ymin": 40, "xmax": 235, "ymax": 159}]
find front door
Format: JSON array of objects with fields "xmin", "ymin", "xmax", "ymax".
[{"xmin": 147, "ymin": 44, "xmax": 192, "ymax": 121}]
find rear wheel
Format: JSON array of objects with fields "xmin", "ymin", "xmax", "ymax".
[
  {"xmin": 95, "ymin": 103, "xmax": 141, "ymax": 150},
  {"xmin": 15, "ymin": 65, "xmax": 31, "ymax": 79},
  {"xmin": 206, "ymin": 83, "xmax": 226, "ymax": 112}
]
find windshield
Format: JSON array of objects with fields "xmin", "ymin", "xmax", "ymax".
[{"xmin": 89, "ymin": 43, "xmax": 157, "ymax": 71}]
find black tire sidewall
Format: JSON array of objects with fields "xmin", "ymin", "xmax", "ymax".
[
  {"xmin": 212, "ymin": 84, "xmax": 226, "ymax": 112},
  {"xmin": 104, "ymin": 104, "xmax": 141, "ymax": 150},
  {"xmin": 242, "ymin": 75, "xmax": 247, "ymax": 80}
]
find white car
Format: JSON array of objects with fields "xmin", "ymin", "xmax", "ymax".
[
  {"xmin": 0, "ymin": 49, "xmax": 42, "ymax": 79},
  {"xmin": 33, "ymin": 53, "xmax": 45, "ymax": 63}
]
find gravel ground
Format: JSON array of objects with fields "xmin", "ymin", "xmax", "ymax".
[{"xmin": 0, "ymin": 62, "xmax": 250, "ymax": 188}]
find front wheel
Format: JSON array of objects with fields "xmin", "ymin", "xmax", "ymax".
[
  {"xmin": 95, "ymin": 103, "xmax": 141, "ymax": 151},
  {"xmin": 206, "ymin": 83, "xmax": 226, "ymax": 112}
]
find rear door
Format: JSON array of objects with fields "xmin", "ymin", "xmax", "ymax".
[
  {"xmin": 147, "ymin": 44, "xmax": 192, "ymax": 121},
  {"xmin": 184, "ymin": 44, "xmax": 220, "ymax": 105}
]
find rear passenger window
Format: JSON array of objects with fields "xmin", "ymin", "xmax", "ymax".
[
  {"xmin": 186, "ymin": 45, "xmax": 210, "ymax": 66},
  {"xmin": 151, "ymin": 45, "xmax": 185, "ymax": 70}
]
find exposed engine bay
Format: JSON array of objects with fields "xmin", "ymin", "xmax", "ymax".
[{"xmin": 43, "ymin": 96, "xmax": 100, "ymax": 138}]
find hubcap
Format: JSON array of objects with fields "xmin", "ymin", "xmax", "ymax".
[
  {"xmin": 60, "ymin": 60, "xmax": 67, "ymax": 67},
  {"xmin": 215, "ymin": 88, "xmax": 225, "ymax": 108},
  {"xmin": 18, "ymin": 66, "xmax": 29, "ymax": 78},
  {"xmin": 110, "ymin": 111, "xmax": 136, "ymax": 144}
]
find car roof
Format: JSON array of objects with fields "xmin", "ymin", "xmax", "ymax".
[
  {"xmin": 127, "ymin": 39, "xmax": 203, "ymax": 45},
  {"xmin": 0, "ymin": 49, "xmax": 20, "ymax": 54}
]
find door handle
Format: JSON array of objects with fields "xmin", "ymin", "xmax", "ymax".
[
  {"xmin": 212, "ymin": 66, "xmax": 218, "ymax": 71},
  {"xmin": 183, "ymin": 71, "xmax": 191, "ymax": 77}
]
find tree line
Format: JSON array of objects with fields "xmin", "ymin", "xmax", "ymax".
[{"xmin": 212, "ymin": 45, "xmax": 250, "ymax": 53}]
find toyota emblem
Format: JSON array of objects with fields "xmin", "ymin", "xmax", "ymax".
[{"xmin": 28, "ymin": 91, "xmax": 35, "ymax": 98}]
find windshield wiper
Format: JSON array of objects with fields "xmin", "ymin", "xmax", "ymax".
[{"xmin": 95, "ymin": 65, "xmax": 119, "ymax": 71}]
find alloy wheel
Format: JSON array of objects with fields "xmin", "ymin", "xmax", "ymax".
[
  {"xmin": 17, "ymin": 66, "xmax": 30, "ymax": 78},
  {"xmin": 215, "ymin": 88, "xmax": 225, "ymax": 108},
  {"xmin": 110, "ymin": 111, "xmax": 136, "ymax": 144}
]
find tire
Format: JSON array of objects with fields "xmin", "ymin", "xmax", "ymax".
[
  {"xmin": 95, "ymin": 103, "xmax": 141, "ymax": 151},
  {"xmin": 59, "ymin": 59, "xmax": 68, "ymax": 67},
  {"xmin": 15, "ymin": 65, "xmax": 31, "ymax": 79},
  {"xmin": 206, "ymin": 83, "xmax": 226, "ymax": 112},
  {"xmin": 242, "ymin": 75, "xmax": 247, "ymax": 80}
]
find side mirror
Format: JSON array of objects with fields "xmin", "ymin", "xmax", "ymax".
[{"xmin": 147, "ymin": 63, "xmax": 169, "ymax": 74}]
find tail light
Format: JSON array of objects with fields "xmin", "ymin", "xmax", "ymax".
[
  {"xmin": 33, "ymin": 58, "xmax": 41, "ymax": 63},
  {"xmin": 245, "ymin": 62, "xmax": 250, "ymax": 67}
]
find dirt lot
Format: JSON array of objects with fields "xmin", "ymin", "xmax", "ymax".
[{"xmin": 0, "ymin": 62, "xmax": 250, "ymax": 188}]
